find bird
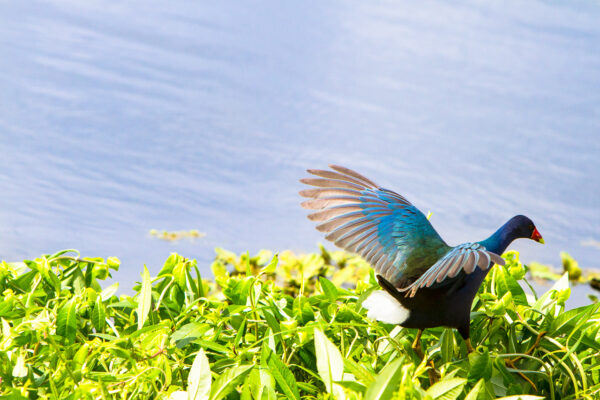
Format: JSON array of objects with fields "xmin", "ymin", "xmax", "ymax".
[{"xmin": 299, "ymin": 165, "xmax": 544, "ymax": 353}]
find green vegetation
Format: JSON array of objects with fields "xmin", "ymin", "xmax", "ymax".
[
  {"xmin": 1, "ymin": 248, "xmax": 599, "ymax": 399},
  {"xmin": 527, "ymin": 251, "xmax": 600, "ymax": 296},
  {"xmin": 149, "ymin": 230, "xmax": 206, "ymax": 242}
]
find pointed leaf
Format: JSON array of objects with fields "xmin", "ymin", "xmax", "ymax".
[
  {"xmin": 440, "ymin": 329, "xmax": 455, "ymax": 364},
  {"xmin": 426, "ymin": 377, "xmax": 466, "ymax": 400},
  {"xmin": 468, "ymin": 349, "xmax": 491, "ymax": 382},
  {"xmin": 496, "ymin": 267, "xmax": 527, "ymax": 306},
  {"xmin": 319, "ymin": 277, "xmax": 338, "ymax": 301},
  {"xmin": 261, "ymin": 254, "xmax": 278, "ymax": 274},
  {"xmin": 137, "ymin": 266, "xmax": 152, "ymax": 330},
  {"xmin": 248, "ymin": 367, "xmax": 275, "ymax": 400},
  {"xmin": 364, "ymin": 358, "xmax": 404, "ymax": 400},
  {"xmin": 92, "ymin": 295, "xmax": 106, "ymax": 332},
  {"xmin": 464, "ymin": 379, "xmax": 485, "ymax": 400},
  {"xmin": 12, "ymin": 352, "xmax": 28, "ymax": 378},
  {"xmin": 188, "ymin": 349, "xmax": 211, "ymax": 400},
  {"xmin": 56, "ymin": 299, "xmax": 78, "ymax": 344},
  {"xmin": 100, "ymin": 282, "xmax": 119, "ymax": 301},
  {"xmin": 533, "ymin": 273, "xmax": 569, "ymax": 311},
  {"xmin": 313, "ymin": 328, "xmax": 344, "ymax": 394},
  {"xmin": 266, "ymin": 350, "xmax": 300, "ymax": 400},
  {"xmin": 210, "ymin": 365, "xmax": 253, "ymax": 400},
  {"xmin": 344, "ymin": 359, "xmax": 375, "ymax": 385}
]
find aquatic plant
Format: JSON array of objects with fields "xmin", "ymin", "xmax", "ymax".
[{"xmin": 1, "ymin": 248, "xmax": 599, "ymax": 399}]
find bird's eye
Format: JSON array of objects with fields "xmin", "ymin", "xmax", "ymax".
[{"xmin": 529, "ymin": 224, "xmax": 534, "ymax": 230}]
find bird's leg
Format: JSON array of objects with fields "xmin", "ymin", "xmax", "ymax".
[
  {"xmin": 465, "ymin": 338, "xmax": 475, "ymax": 353},
  {"xmin": 412, "ymin": 329, "xmax": 424, "ymax": 358},
  {"xmin": 410, "ymin": 329, "xmax": 438, "ymax": 384}
]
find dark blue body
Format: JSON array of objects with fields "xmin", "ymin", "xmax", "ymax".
[{"xmin": 396, "ymin": 220, "xmax": 517, "ymax": 339}]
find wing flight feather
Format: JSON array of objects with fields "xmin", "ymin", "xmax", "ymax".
[{"xmin": 300, "ymin": 166, "xmax": 505, "ymax": 293}]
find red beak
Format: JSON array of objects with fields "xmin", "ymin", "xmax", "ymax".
[{"xmin": 531, "ymin": 227, "xmax": 544, "ymax": 244}]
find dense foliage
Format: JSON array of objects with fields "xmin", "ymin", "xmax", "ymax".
[{"xmin": 1, "ymin": 247, "xmax": 599, "ymax": 399}]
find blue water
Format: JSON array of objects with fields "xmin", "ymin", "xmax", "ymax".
[{"xmin": 1, "ymin": 1, "xmax": 599, "ymax": 304}]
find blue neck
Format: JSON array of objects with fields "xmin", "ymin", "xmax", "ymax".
[
  {"xmin": 466, "ymin": 219, "xmax": 520, "ymax": 290},
  {"xmin": 478, "ymin": 221, "xmax": 514, "ymax": 255}
]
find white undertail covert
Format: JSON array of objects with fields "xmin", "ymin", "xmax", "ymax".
[{"xmin": 362, "ymin": 290, "xmax": 410, "ymax": 324}]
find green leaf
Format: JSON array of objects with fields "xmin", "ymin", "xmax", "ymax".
[
  {"xmin": 240, "ymin": 382, "xmax": 251, "ymax": 400},
  {"xmin": 188, "ymin": 349, "xmax": 211, "ymax": 400},
  {"xmin": 137, "ymin": 265, "xmax": 152, "ymax": 330},
  {"xmin": 261, "ymin": 254, "xmax": 278, "ymax": 274},
  {"xmin": 92, "ymin": 295, "xmax": 106, "ymax": 332},
  {"xmin": 210, "ymin": 365, "xmax": 253, "ymax": 400},
  {"xmin": 160, "ymin": 253, "xmax": 180, "ymax": 276},
  {"xmin": 248, "ymin": 367, "xmax": 275, "ymax": 400},
  {"xmin": 464, "ymin": 379, "xmax": 485, "ymax": 400},
  {"xmin": 12, "ymin": 352, "xmax": 28, "ymax": 378},
  {"xmin": 193, "ymin": 339, "xmax": 230, "ymax": 354},
  {"xmin": 493, "ymin": 358, "xmax": 516, "ymax": 386},
  {"xmin": 426, "ymin": 377, "xmax": 466, "ymax": 400},
  {"xmin": 40, "ymin": 257, "xmax": 61, "ymax": 294},
  {"xmin": 266, "ymin": 350, "xmax": 301, "ymax": 400},
  {"xmin": 319, "ymin": 277, "xmax": 338, "ymax": 301},
  {"xmin": 533, "ymin": 272, "xmax": 569, "ymax": 311},
  {"xmin": 107, "ymin": 257, "xmax": 120, "ymax": 270},
  {"xmin": 100, "ymin": 282, "xmax": 119, "ymax": 301},
  {"xmin": 550, "ymin": 303, "xmax": 599, "ymax": 336},
  {"xmin": 337, "ymin": 380, "xmax": 367, "ymax": 393},
  {"xmin": 173, "ymin": 261, "xmax": 188, "ymax": 289},
  {"xmin": 364, "ymin": 358, "xmax": 404, "ymax": 400},
  {"xmin": 172, "ymin": 323, "xmax": 211, "ymax": 347},
  {"xmin": 496, "ymin": 396, "xmax": 544, "ymax": 400},
  {"xmin": 468, "ymin": 349, "xmax": 492, "ymax": 382},
  {"xmin": 2, "ymin": 318, "xmax": 11, "ymax": 338},
  {"xmin": 313, "ymin": 328, "xmax": 344, "ymax": 395},
  {"xmin": 496, "ymin": 267, "xmax": 528, "ymax": 306},
  {"xmin": 56, "ymin": 298, "xmax": 78, "ymax": 344},
  {"xmin": 344, "ymin": 359, "xmax": 375, "ymax": 385},
  {"xmin": 262, "ymin": 309, "xmax": 281, "ymax": 335},
  {"xmin": 440, "ymin": 329, "xmax": 455, "ymax": 364},
  {"xmin": 293, "ymin": 295, "xmax": 314, "ymax": 324}
]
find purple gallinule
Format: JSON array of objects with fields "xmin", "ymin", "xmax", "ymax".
[{"xmin": 300, "ymin": 165, "xmax": 543, "ymax": 352}]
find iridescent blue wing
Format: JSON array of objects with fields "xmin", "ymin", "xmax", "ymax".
[
  {"xmin": 300, "ymin": 165, "xmax": 449, "ymax": 287},
  {"xmin": 300, "ymin": 166, "xmax": 505, "ymax": 293}
]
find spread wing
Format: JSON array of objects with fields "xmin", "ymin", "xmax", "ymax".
[
  {"xmin": 398, "ymin": 243, "xmax": 505, "ymax": 297},
  {"xmin": 300, "ymin": 165, "xmax": 505, "ymax": 295},
  {"xmin": 300, "ymin": 165, "xmax": 448, "ymax": 287}
]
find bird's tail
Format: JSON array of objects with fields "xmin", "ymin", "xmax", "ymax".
[{"xmin": 362, "ymin": 290, "xmax": 410, "ymax": 324}]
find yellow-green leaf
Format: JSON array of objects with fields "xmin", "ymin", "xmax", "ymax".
[
  {"xmin": 56, "ymin": 298, "xmax": 78, "ymax": 344},
  {"xmin": 137, "ymin": 265, "xmax": 152, "ymax": 330},
  {"xmin": 188, "ymin": 349, "xmax": 211, "ymax": 400},
  {"xmin": 364, "ymin": 358, "xmax": 404, "ymax": 400},
  {"xmin": 314, "ymin": 328, "xmax": 343, "ymax": 395}
]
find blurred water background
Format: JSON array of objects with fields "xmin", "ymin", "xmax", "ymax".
[{"xmin": 1, "ymin": 1, "xmax": 599, "ymax": 304}]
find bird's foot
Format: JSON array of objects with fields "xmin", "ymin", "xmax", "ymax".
[
  {"xmin": 427, "ymin": 360, "xmax": 440, "ymax": 385},
  {"xmin": 411, "ymin": 329, "xmax": 424, "ymax": 358},
  {"xmin": 465, "ymin": 338, "xmax": 475, "ymax": 353}
]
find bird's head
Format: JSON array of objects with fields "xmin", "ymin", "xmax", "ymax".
[{"xmin": 509, "ymin": 215, "xmax": 544, "ymax": 244}]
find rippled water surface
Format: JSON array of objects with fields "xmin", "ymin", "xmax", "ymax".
[{"xmin": 1, "ymin": 1, "xmax": 599, "ymax": 302}]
